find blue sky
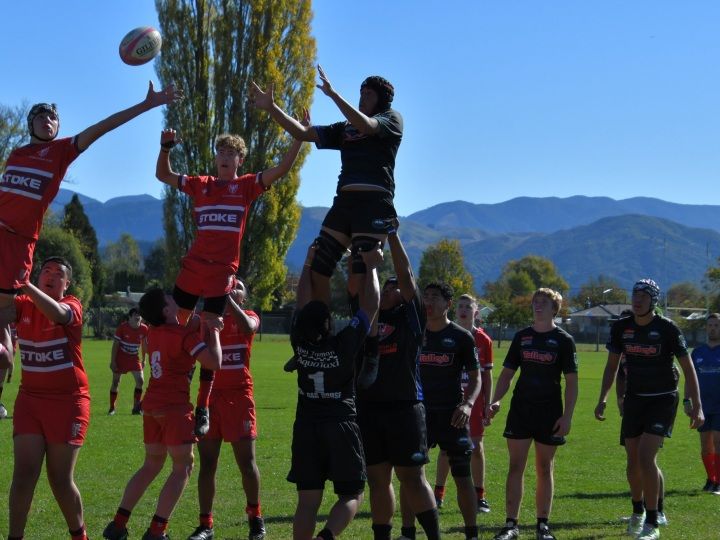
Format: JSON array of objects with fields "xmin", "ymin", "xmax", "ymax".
[{"xmin": 2, "ymin": 1, "xmax": 718, "ymax": 216}]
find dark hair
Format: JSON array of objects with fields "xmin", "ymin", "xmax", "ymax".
[
  {"xmin": 128, "ymin": 307, "xmax": 139, "ymax": 317},
  {"xmin": 41, "ymin": 256, "xmax": 72, "ymax": 280},
  {"xmin": 139, "ymin": 288, "xmax": 168, "ymax": 327},
  {"xmin": 424, "ymin": 282, "xmax": 453, "ymax": 301},
  {"xmin": 361, "ymin": 75, "xmax": 394, "ymax": 112},
  {"xmin": 295, "ymin": 300, "xmax": 332, "ymax": 344},
  {"xmin": 708, "ymin": 313, "xmax": 720, "ymax": 321}
]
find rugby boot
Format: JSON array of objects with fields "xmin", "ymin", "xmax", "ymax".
[
  {"xmin": 636, "ymin": 524, "xmax": 660, "ymax": 540},
  {"xmin": 492, "ymin": 525, "xmax": 519, "ymax": 540},
  {"xmin": 626, "ymin": 512, "xmax": 645, "ymax": 536},
  {"xmin": 536, "ymin": 524, "xmax": 556, "ymax": 540},
  {"xmin": 187, "ymin": 525, "xmax": 214, "ymax": 540},
  {"xmin": 656, "ymin": 512, "xmax": 668, "ymax": 526},
  {"xmin": 102, "ymin": 521, "xmax": 129, "ymax": 540},
  {"xmin": 248, "ymin": 515, "xmax": 266, "ymax": 540},
  {"xmin": 142, "ymin": 529, "xmax": 170, "ymax": 540},
  {"xmin": 478, "ymin": 498, "xmax": 491, "ymax": 513}
]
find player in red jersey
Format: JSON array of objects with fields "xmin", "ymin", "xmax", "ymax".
[
  {"xmin": 109, "ymin": 308, "xmax": 149, "ymax": 415},
  {"xmin": 0, "ymin": 325, "xmax": 11, "ymax": 419},
  {"xmin": 7, "ymin": 257, "xmax": 90, "ymax": 540},
  {"xmin": 0, "ymin": 83, "xmax": 183, "ymax": 348},
  {"xmin": 433, "ymin": 294, "xmax": 494, "ymax": 514},
  {"xmin": 186, "ymin": 278, "xmax": 265, "ymax": 540},
  {"xmin": 156, "ymin": 120, "xmax": 305, "ymax": 437},
  {"xmin": 103, "ymin": 288, "xmax": 222, "ymax": 540}
]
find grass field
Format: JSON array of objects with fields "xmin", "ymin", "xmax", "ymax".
[{"xmin": 0, "ymin": 338, "xmax": 717, "ymax": 539}]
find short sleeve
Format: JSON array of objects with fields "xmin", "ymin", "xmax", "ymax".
[
  {"xmin": 375, "ymin": 110, "xmax": 403, "ymax": 139},
  {"xmin": 182, "ymin": 329, "xmax": 207, "ymax": 359},
  {"xmin": 314, "ymin": 122, "xmax": 346, "ymax": 150},
  {"xmin": 113, "ymin": 325, "xmax": 122, "ymax": 341},
  {"xmin": 179, "ymin": 175, "xmax": 204, "ymax": 198},
  {"xmin": 670, "ymin": 323, "xmax": 689, "ymax": 358},
  {"xmin": 503, "ymin": 333, "xmax": 522, "ymax": 371},
  {"xmin": 60, "ymin": 296, "xmax": 83, "ymax": 328},
  {"xmin": 606, "ymin": 320, "xmax": 623, "ymax": 354},
  {"xmin": 560, "ymin": 335, "xmax": 579, "ymax": 374},
  {"xmin": 460, "ymin": 333, "xmax": 480, "ymax": 372}
]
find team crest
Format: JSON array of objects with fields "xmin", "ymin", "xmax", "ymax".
[
  {"xmin": 648, "ymin": 331, "xmax": 661, "ymax": 340},
  {"xmin": 228, "ymin": 183, "xmax": 239, "ymax": 194},
  {"xmin": 371, "ymin": 218, "xmax": 387, "ymax": 230},
  {"xmin": 623, "ymin": 329, "xmax": 635, "ymax": 339},
  {"xmin": 546, "ymin": 338, "xmax": 558, "ymax": 347},
  {"xmin": 38, "ymin": 147, "xmax": 50, "ymax": 158},
  {"xmin": 521, "ymin": 336, "xmax": 533, "ymax": 347},
  {"xmin": 442, "ymin": 337, "xmax": 456, "ymax": 348}
]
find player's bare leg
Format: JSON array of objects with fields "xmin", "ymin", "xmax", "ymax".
[
  {"xmin": 505, "ymin": 438, "xmax": 533, "ymax": 520},
  {"xmin": 118, "ymin": 444, "xmax": 167, "ymax": 510},
  {"xmin": 367, "ymin": 462, "xmax": 396, "ymax": 524},
  {"xmin": 232, "ymin": 438, "xmax": 261, "ymax": 508},
  {"xmin": 197, "ymin": 438, "xmax": 222, "ymax": 513},
  {"xmin": 311, "ymin": 227, "xmax": 350, "ymax": 306},
  {"xmin": 131, "ymin": 370, "xmax": 144, "ymax": 412},
  {"xmin": 294, "ymin": 489, "xmax": 323, "ymax": 540},
  {"xmin": 636, "ymin": 434, "xmax": 664, "ymax": 511},
  {"xmin": 434, "ymin": 450, "xmax": 450, "ymax": 505},
  {"xmin": 9, "ymin": 434, "xmax": 45, "ymax": 537},
  {"xmin": 45, "ymin": 443, "xmax": 85, "ymax": 531},
  {"xmin": 322, "ymin": 492, "xmax": 363, "ymax": 538},
  {"xmin": 624, "ymin": 437, "xmax": 645, "ymax": 502},
  {"xmin": 396, "ymin": 465, "xmax": 440, "ymax": 539},
  {"xmin": 534, "ymin": 443, "xmax": 558, "ymax": 519},
  {"xmin": 453, "ymin": 473, "xmax": 477, "ymax": 528},
  {"xmin": 156, "ymin": 443, "xmax": 194, "ymax": 518}
]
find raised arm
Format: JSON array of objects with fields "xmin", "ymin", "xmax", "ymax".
[
  {"xmin": 357, "ymin": 247, "xmax": 383, "ymax": 322},
  {"xmin": 251, "ymin": 82, "xmax": 319, "ymax": 142},
  {"xmin": 386, "ymin": 219, "xmax": 416, "ymax": 302},
  {"xmin": 196, "ymin": 317, "xmax": 223, "ymax": 371},
  {"xmin": 227, "ymin": 293, "xmax": 259, "ymax": 334},
  {"xmin": 156, "ymin": 129, "xmax": 182, "ymax": 186},
  {"xmin": 76, "ymin": 81, "xmax": 182, "ymax": 152},
  {"xmin": 21, "ymin": 282, "xmax": 71, "ymax": 325},
  {"xmin": 296, "ymin": 244, "xmax": 317, "ymax": 310},
  {"xmin": 260, "ymin": 109, "xmax": 308, "ymax": 188},
  {"xmin": 316, "ymin": 65, "xmax": 380, "ymax": 135}
]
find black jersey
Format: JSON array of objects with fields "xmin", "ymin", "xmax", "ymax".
[
  {"xmin": 418, "ymin": 322, "xmax": 479, "ymax": 411},
  {"xmin": 358, "ymin": 286, "xmax": 425, "ymax": 403},
  {"xmin": 607, "ymin": 315, "xmax": 687, "ymax": 397},
  {"xmin": 292, "ymin": 311, "xmax": 369, "ymax": 420},
  {"xmin": 314, "ymin": 109, "xmax": 403, "ymax": 197},
  {"xmin": 504, "ymin": 326, "xmax": 578, "ymax": 403}
]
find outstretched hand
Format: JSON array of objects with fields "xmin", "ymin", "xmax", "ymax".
[
  {"xmin": 300, "ymin": 108, "xmax": 311, "ymax": 127},
  {"xmin": 359, "ymin": 243, "xmax": 384, "ymax": 270},
  {"xmin": 250, "ymin": 81, "xmax": 274, "ymax": 110},
  {"xmin": 160, "ymin": 128, "xmax": 181, "ymax": 147},
  {"xmin": 145, "ymin": 81, "xmax": 183, "ymax": 107},
  {"xmin": 316, "ymin": 65, "xmax": 334, "ymax": 97}
]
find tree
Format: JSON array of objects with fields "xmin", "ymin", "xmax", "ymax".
[
  {"xmin": 154, "ymin": 0, "xmax": 316, "ymax": 309},
  {"xmin": 572, "ymin": 275, "xmax": 626, "ymax": 308},
  {"xmin": 103, "ymin": 234, "xmax": 144, "ymax": 292},
  {"xmin": 63, "ymin": 194, "xmax": 104, "ymax": 305},
  {"xmin": 33, "ymin": 224, "xmax": 93, "ymax": 307},
  {"xmin": 667, "ymin": 281, "xmax": 704, "ymax": 308},
  {"xmin": 418, "ymin": 239, "xmax": 474, "ymax": 297},
  {"xmin": 144, "ymin": 241, "xmax": 169, "ymax": 285},
  {"xmin": 0, "ymin": 101, "xmax": 28, "ymax": 168}
]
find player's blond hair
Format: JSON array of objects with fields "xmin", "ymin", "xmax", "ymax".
[
  {"xmin": 458, "ymin": 293, "xmax": 478, "ymax": 308},
  {"xmin": 215, "ymin": 133, "xmax": 247, "ymax": 158},
  {"xmin": 533, "ymin": 288, "xmax": 563, "ymax": 316}
]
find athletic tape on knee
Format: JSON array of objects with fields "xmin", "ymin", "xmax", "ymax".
[
  {"xmin": 448, "ymin": 452, "xmax": 471, "ymax": 477},
  {"xmin": 310, "ymin": 232, "xmax": 346, "ymax": 277},
  {"xmin": 351, "ymin": 235, "xmax": 380, "ymax": 274}
]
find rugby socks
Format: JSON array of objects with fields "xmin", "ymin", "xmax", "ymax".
[
  {"xmin": 246, "ymin": 503, "xmax": 262, "ymax": 518},
  {"xmin": 316, "ymin": 528, "xmax": 335, "ymax": 540},
  {"xmin": 372, "ymin": 523, "xmax": 392, "ymax": 540},
  {"xmin": 505, "ymin": 518, "xmax": 519, "ymax": 528},
  {"xmin": 197, "ymin": 369, "xmax": 215, "ymax": 408},
  {"xmin": 715, "ymin": 453, "xmax": 720, "ymax": 484},
  {"xmin": 433, "ymin": 484, "xmax": 446, "ymax": 501},
  {"xmin": 114, "ymin": 507, "xmax": 132, "ymax": 528},
  {"xmin": 646, "ymin": 509, "xmax": 659, "ymax": 527},
  {"xmin": 69, "ymin": 525, "xmax": 87, "ymax": 540},
  {"xmin": 632, "ymin": 499, "xmax": 644, "ymax": 515},
  {"xmin": 110, "ymin": 391, "xmax": 118, "ymax": 409},
  {"xmin": 464, "ymin": 525, "xmax": 479, "ymax": 539},
  {"xmin": 475, "ymin": 486, "xmax": 485, "ymax": 501},
  {"xmin": 134, "ymin": 387, "xmax": 143, "ymax": 406},
  {"xmin": 150, "ymin": 514, "xmax": 169, "ymax": 536},
  {"xmin": 657, "ymin": 496, "xmax": 664, "ymax": 514},
  {"xmin": 416, "ymin": 508, "xmax": 441, "ymax": 540},
  {"xmin": 200, "ymin": 512, "xmax": 213, "ymax": 528},
  {"xmin": 536, "ymin": 517, "xmax": 548, "ymax": 530},
  {"xmin": 703, "ymin": 453, "xmax": 718, "ymax": 482},
  {"xmin": 400, "ymin": 526, "xmax": 416, "ymax": 540}
]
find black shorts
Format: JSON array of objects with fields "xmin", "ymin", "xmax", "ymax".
[
  {"xmin": 172, "ymin": 285, "xmax": 227, "ymax": 315},
  {"xmin": 322, "ymin": 191, "xmax": 396, "ymax": 237},
  {"xmin": 504, "ymin": 397, "xmax": 566, "ymax": 446},
  {"xmin": 357, "ymin": 401, "xmax": 429, "ymax": 467},
  {"xmin": 425, "ymin": 408, "xmax": 473, "ymax": 456},
  {"xmin": 621, "ymin": 392, "xmax": 678, "ymax": 441},
  {"xmin": 287, "ymin": 417, "xmax": 366, "ymax": 495}
]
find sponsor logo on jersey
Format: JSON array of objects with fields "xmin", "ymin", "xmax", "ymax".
[
  {"xmin": 624, "ymin": 343, "xmax": 660, "ymax": 356},
  {"xmin": 418, "ymin": 352, "xmax": 453, "ymax": 366},
  {"xmin": 521, "ymin": 336, "xmax": 533, "ymax": 347},
  {"xmin": 379, "ymin": 343, "xmax": 398, "ymax": 356},
  {"xmin": 648, "ymin": 330, "xmax": 661, "ymax": 340},
  {"xmin": 623, "ymin": 329, "xmax": 635, "ymax": 339},
  {"xmin": 371, "ymin": 218, "xmax": 387, "ymax": 230},
  {"xmin": 378, "ymin": 322, "xmax": 395, "ymax": 340},
  {"xmin": 521, "ymin": 349, "xmax": 556, "ymax": 364},
  {"xmin": 546, "ymin": 338, "xmax": 558, "ymax": 347},
  {"xmin": 442, "ymin": 337, "xmax": 456, "ymax": 348},
  {"xmin": 22, "ymin": 316, "xmax": 31, "ymax": 325},
  {"xmin": 695, "ymin": 356, "xmax": 704, "ymax": 364}
]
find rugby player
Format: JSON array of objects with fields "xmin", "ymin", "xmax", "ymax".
[
  {"xmin": 595, "ymin": 279, "xmax": 704, "ymax": 540},
  {"xmin": 489, "ymin": 288, "xmax": 578, "ymax": 540},
  {"xmin": 102, "ymin": 288, "xmax": 222, "ymax": 540},
  {"xmin": 108, "ymin": 308, "xmax": 148, "ymax": 415},
  {"xmin": 0, "ymin": 325, "xmax": 12, "ymax": 418}
]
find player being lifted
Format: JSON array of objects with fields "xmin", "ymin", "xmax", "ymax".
[
  {"xmin": 108, "ymin": 308, "xmax": 148, "ymax": 415},
  {"xmin": 155, "ymin": 119, "xmax": 304, "ymax": 436},
  {"xmin": 102, "ymin": 288, "xmax": 222, "ymax": 540},
  {"xmin": 287, "ymin": 243, "xmax": 382, "ymax": 540},
  {"xmin": 187, "ymin": 279, "xmax": 267, "ymax": 540},
  {"xmin": 0, "ymin": 82, "xmax": 182, "ymax": 346}
]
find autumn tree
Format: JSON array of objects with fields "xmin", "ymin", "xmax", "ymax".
[
  {"xmin": 154, "ymin": 0, "xmax": 316, "ymax": 309},
  {"xmin": 0, "ymin": 101, "xmax": 28, "ymax": 168},
  {"xmin": 418, "ymin": 239, "xmax": 474, "ymax": 297},
  {"xmin": 572, "ymin": 275, "xmax": 626, "ymax": 308}
]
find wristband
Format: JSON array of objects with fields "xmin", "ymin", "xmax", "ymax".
[
  {"xmin": 160, "ymin": 148, "xmax": 170, "ymax": 153},
  {"xmin": 160, "ymin": 140, "xmax": 177, "ymax": 149}
]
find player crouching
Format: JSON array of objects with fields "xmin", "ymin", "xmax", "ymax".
[{"xmin": 103, "ymin": 288, "xmax": 222, "ymax": 540}]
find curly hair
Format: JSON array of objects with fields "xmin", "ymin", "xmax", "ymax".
[{"xmin": 215, "ymin": 133, "xmax": 247, "ymax": 159}]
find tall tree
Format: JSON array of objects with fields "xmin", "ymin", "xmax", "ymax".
[
  {"xmin": 418, "ymin": 239, "xmax": 474, "ymax": 297},
  {"xmin": 63, "ymin": 194, "xmax": 104, "ymax": 305},
  {"xmin": 103, "ymin": 234, "xmax": 144, "ymax": 292},
  {"xmin": 0, "ymin": 102, "xmax": 28, "ymax": 168},
  {"xmin": 154, "ymin": 0, "xmax": 316, "ymax": 309}
]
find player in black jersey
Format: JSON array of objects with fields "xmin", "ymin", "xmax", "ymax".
[
  {"xmin": 489, "ymin": 288, "xmax": 578, "ymax": 540},
  {"xmin": 354, "ymin": 221, "xmax": 441, "ymax": 540},
  {"xmin": 595, "ymin": 279, "xmax": 704, "ymax": 540},
  {"xmin": 287, "ymin": 243, "xmax": 381, "ymax": 540},
  {"xmin": 419, "ymin": 282, "xmax": 481, "ymax": 540}
]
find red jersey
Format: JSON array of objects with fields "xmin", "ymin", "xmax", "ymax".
[
  {"xmin": 0, "ymin": 137, "xmax": 81, "ymax": 239},
  {"xmin": 113, "ymin": 321, "xmax": 148, "ymax": 361},
  {"xmin": 142, "ymin": 324, "xmax": 207, "ymax": 412},
  {"xmin": 14, "ymin": 294, "xmax": 88, "ymax": 397},
  {"xmin": 214, "ymin": 310, "xmax": 259, "ymax": 392},
  {"xmin": 473, "ymin": 327, "xmax": 494, "ymax": 371},
  {"xmin": 179, "ymin": 173, "xmax": 266, "ymax": 270}
]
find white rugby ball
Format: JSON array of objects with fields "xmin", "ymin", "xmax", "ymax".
[{"xmin": 119, "ymin": 26, "xmax": 162, "ymax": 66}]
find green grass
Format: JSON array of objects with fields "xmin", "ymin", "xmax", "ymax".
[{"xmin": 0, "ymin": 339, "xmax": 716, "ymax": 539}]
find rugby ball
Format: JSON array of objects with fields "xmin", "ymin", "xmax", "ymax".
[{"xmin": 119, "ymin": 26, "xmax": 162, "ymax": 66}]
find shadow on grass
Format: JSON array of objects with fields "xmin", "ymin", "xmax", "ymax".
[
  {"xmin": 557, "ymin": 488, "xmax": 703, "ymax": 499},
  {"xmin": 262, "ymin": 509, "xmax": 374, "ymax": 525}
]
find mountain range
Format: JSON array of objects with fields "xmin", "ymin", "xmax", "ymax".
[{"xmin": 51, "ymin": 189, "xmax": 720, "ymax": 291}]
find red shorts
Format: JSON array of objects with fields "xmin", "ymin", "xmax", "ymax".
[
  {"xmin": 13, "ymin": 391, "xmax": 90, "ymax": 446},
  {"xmin": 143, "ymin": 403, "xmax": 196, "ymax": 446},
  {"xmin": 206, "ymin": 389, "xmax": 257, "ymax": 441},
  {"xmin": 469, "ymin": 394, "xmax": 486, "ymax": 439},
  {"xmin": 0, "ymin": 228, "xmax": 34, "ymax": 291},
  {"xmin": 175, "ymin": 256, "xmax": 235, "ymax": 298},
  {"xmin": 114, "ymin": 356, "xmax": 142, "ymax": 374}
]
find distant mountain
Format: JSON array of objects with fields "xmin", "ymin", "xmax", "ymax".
[{"xmin": 50, "ymin": 189, "xmax": 720, "ymax": 290}]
